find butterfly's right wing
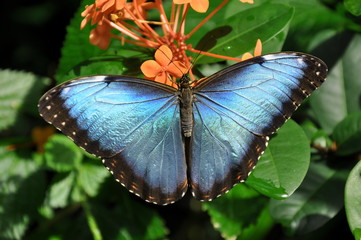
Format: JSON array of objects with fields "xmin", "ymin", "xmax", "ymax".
[
  {"xmin": 190, "ymin": 53, "xmax": 327, "ymax": 201},
  {"xmin": 38, "ymin": 76, "xmax": 187, "ymax": 205}
]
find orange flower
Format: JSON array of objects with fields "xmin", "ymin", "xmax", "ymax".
[
  {"xmin": 240, "ymin": 0, "xmax": 254, "ymax": 3},
  {"xmin": 173, "ymin": 0, "xmax": 209, "ymax": 13},
  {"xmin": 81, "ymin": 0, "xmax": 126, "ymax": 29},
  {"xmin": 241, "ymin": 39, "xmax": 262, "ymax": 60},
  {"xmin": 141, "ymin": 45, "xmax": 188, "ymax": 87},
  {"xmin": 96, "ymin": 0, "xmax": 126, "ymax": 14},
  {"xmin": 32, "ymin": 126, "xmax": 55, "ymax": 153},
  {"xmin": 89, "ymin": 21, "xmax": 112, "ymax": 49}
]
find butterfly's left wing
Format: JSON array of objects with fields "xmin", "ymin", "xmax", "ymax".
[
  {"xmin": 190, "ymin": 52, "xmax": 327, "ymax": 200},
  {"xmin": 38, "ymin": 76, "xmax": 187, "ymax": 205}
]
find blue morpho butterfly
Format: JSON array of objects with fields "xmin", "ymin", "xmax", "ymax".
[{"xmin": 38, "ymin": 52, "xmax": 327, "ymax": 205}]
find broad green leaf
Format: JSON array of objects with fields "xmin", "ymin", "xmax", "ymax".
[
  {"xmin": 310, "ymin": 34, "xmax": 361, "ymax": 134},
  {"xmin": 333, "ymin": 111, "xmax": 361, "ymax": 155},
  {"xmin": 269, "ymin": 161, "xmax": 349, "ymax": 235},
  {"xmin": 44, "ymin": 134, "xmax": 83, "ymax": 172},
  {"xmin": 203, "ymin": 184, "xmax": 273, "ymax": 240},
  {"xmin": 247, "ymin": 120, "xmax": 310, "ymax": 199},
  {"xmin": 47, "ymin": 172, "xmax": 76, "ymax": 208},
  {"xmin": 0, "ymin": 147, "xmax": 46, "ymax": 240},
  {"xmin": 285, "ymin": 0, "xmax": 354, "ymax": 51},
  {"xmin": 196, "ymin": 3, "xmax": 293, "ymax": 64},
  {"xmin": 56, "ymin": 0, "xmax": 146, "ymax": 83},
  {"xmin": 90, "ymin": 199, "xmax": 168, "ymax": 240},
  {"xmin": 344, "ymin": 0, "xmax": 361, "ymax": 16},
  {"xmin": 345, "ymin": 160, "xmax": 361, "ymax": 240},
  {"xmin": 0, "ymin": 69, "xmax": 49, "ymax": 131},
  {"xmin": 77, "ymin": 163, "xmax": 109, "ymax": 197},
  {"xmin": 55, "ymin": 0, "xmax": 102, "ymax": 83}
]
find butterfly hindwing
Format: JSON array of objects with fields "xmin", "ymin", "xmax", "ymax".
[
  {"xmin": 190, "ymin": 52, "xmax": 327, "ymax": 200},
  {"xmin": 38, "ymin": 76, "xmax": 188, "ymax": 205}
]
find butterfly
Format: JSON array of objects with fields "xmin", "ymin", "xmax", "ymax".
[{"xmin": 38, "ymin": 52, "xmax": 327, "ymax": 205}]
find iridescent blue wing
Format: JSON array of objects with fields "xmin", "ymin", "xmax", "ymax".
[
  {"xmin": 38, "ymin": 76, "xmax": 187, "ymax": 205},
  {"xmin": 190, "ymin": 52, "xmax": 327, "ymax": 200}
]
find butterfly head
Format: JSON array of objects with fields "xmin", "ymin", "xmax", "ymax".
[{"xmin": 178, "ymin": 74, "xmax": 192, "ymax": 89}]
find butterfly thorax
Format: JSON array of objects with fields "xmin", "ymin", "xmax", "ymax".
[{"xmin": 178, "ymin": 75, "xmax": 193, "ymax": 137}]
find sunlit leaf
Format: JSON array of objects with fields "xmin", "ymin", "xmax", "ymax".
[
  {"xmin": 203, "ymin": 184, "xmax": 273, "ymax": 239},
  {"xmin": 344, "ymin": 0, "xmax": 361, "ymax": 16},
  {"xmin": 0, "ymin": 69, "xmax": 49, "ymax": 131},
  {"xmin": 44, "ymin": 134, "xmax": 83, "ymax": 172},
  {"xmin": 196, "ymin": 3, "xmax": 293, "ymax": 63},
  {"xmin": 0, "ymin": 147, "xmax": 46, "ymax": 240},
  {"xmin": 78, "ymin": 163, "xmax": 109, "ymax": 197},
  {"xmin": 247, "ymin": 120, "xmax": 310, "ymax": 199},
  {"xmin": 345, "ymin": 160, "xmax": 361, "ymax": 240},
  {"xmin": 269, "ymin": 161, "xmax": 349, "ymax": 235}
]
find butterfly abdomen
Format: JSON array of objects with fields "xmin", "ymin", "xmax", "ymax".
[{"xmin": 180, "ymin": 86, "xmax": 193, "ymax": 137}]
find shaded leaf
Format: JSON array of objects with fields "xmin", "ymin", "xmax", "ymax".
[
  {"xmin": 269, "ymin": 161, "xmax": 349, "ymax": 235},
  {"xmin": 310, "ymin": 34, "xmax": 361, "ymax": 134},
  {"xmin": 247, "ymin": 120, "xmax": 310, "ymax": 199},
  {"xmin": 44, "ymin": 134, "xmax": 83, "ymax": 172},
  {"xmin": 344, "ymin": 0, "xmax": 361, "ymax": 16},
  {"xmin": 285, "ymin": 0, "xmax": 354, "ymax": 51},
  {"xmin": 333, "ymin": 111, "xmax": 361, "ymax": 155},
  {"xmin": 203, "ymin": 184, "xmax": 273, "ymax": 240},
  {"xmin": 345, "ymin": 160, "xmax": 361, "ymax": 240},
  {"xmin": 91, "ymin": 199, "xmax": 168, "ymax": 240}
]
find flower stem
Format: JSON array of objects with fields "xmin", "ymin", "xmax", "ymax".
[
  {"xmin": 187, "ymin": 0, "xmax": 229, "ymax": 38},
  {"xmin": 83, "ymin": 201, "xmax": 102, "ymax": 240},
  {"xmin": 188, "ymin": 47, "xmax": 242, "ymax": 62}
]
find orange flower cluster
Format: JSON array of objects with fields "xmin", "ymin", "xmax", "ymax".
[{"xmin": 81, "ymin": 0, "xmax": 261, "ymax": 87}]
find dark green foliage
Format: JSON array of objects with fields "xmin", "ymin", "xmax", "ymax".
[{"xmin": 2, "ymin": 0, "xmax": 361, "ymax": 239}]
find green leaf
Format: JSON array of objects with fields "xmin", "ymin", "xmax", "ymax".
[
  {"xmin": 77, "ymin": 163, "xmax": 109, "ymax": 197},
  {"xmin": 44, "ymin": 134, "xmax": 83, "ymax": 172},
  {"xmin": 333, "ymin": 111, "xmax": 361, "ymax": 156},
  {"xmin": 344, "ymin": 0, "xmax": 361, "ymax": 16},
  {"xmin": 247, "ymin": 120, "xmax": 310, "ymax": 199},
  {"xmin": 55, "ymin": 0, "xmax": 103, "ymax": 83},
  {"xmin": 196, "ymin": 3, "xmax": 294, "ymax": 64},
  {"xmin": 90, "ymin": 199, "xmax": 168, "ymax": 240},
  {"xmin": 56, "ymin": 0, "xmax": 146, "ymax": 83},
  {"xmin": 269, "ymin": 161, "xmax": 349, "ymax": 235},
  {"xmin": 47, "ymin": 172, "xmax": 76, "ymax": 208},
  {"xmin": 0, "ymin": 147, "xmax": 46, "ymax": 240},
  {"xmin": 285, "ymin": 0, "xmax": 354, "ymax": 51},
  {"xmin": 0, "ymin": 69, "xmax": 49, "ymax": 131},
  {"xmin": 203, "ymin": 184, "xmax": 273, "ymax": 240},
  {"xmin": 345, "ymin": 160, "xmax": 361, "ymax": 240},
  {"xmin": 310, "ymin": 34, "xmax": 361, "ymax": 134}
]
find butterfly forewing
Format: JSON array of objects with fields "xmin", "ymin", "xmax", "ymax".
[
  {"xmin": 190, "ymin": 52, "xmax": 327, "ymax": 201},
  {"xmin": 38, "ymin": 76, "xmax": 188, "ymax": 205}
]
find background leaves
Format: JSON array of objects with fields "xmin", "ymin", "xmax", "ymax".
[{"xmin": 2, "ymin": 0, "xmax": 361, "ymax": 239}]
